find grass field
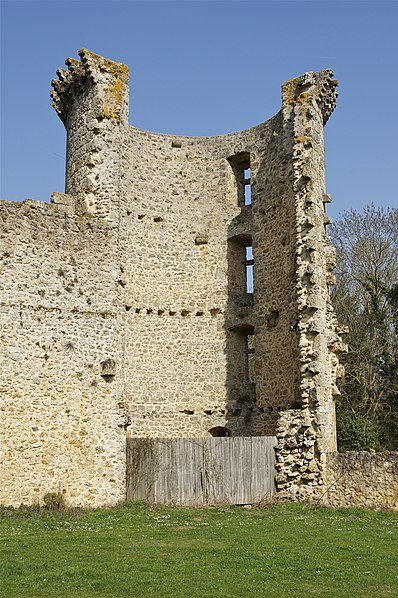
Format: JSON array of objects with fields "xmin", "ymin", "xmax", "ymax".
[{"xmin": 0, "ymin": 502, "xmax": 397, "ymax": 598}]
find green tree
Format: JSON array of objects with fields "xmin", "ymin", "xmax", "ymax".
[{"xmin": 330, "ymin": 205, "xmax": 398, "ymax": 451}]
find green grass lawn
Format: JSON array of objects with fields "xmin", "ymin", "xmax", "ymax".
[{"xmin": 0, "ymin": 502, "xmax": 397, "ymax": 598}]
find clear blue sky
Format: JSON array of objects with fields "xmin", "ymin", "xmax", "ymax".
[{"xmin": 1, "ymin": 0, "xmax": 397, "ymax": 219}]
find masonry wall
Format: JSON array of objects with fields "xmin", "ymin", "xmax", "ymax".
[
  {"xmin": 0, "ymin": 49, "xmax": 342, "ymax": 506},
  {"xmin": 324, "ymin": 452, "xmax": 398, "ymax": 510},
  {"xmin": 119, "ymin": 119, "xmax": 303, "ymax": 438},
  {"xmin": 275, "ymin": 409, "xmax": 398, "ymax": 509},
  {"xmin": 0, "ymin": 200, "xmax": 126, "ymax": 507}
]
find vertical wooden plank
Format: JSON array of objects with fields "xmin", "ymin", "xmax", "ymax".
[
  {"xmin": 225, "ymin": 437, "xmax": 253, "ymax": 504},
  {"xmin": 153, "ymin": 438, "xmax": 178, "ymax": 504},
  {"xmin": 239, "ymin": 437, "xmax": 253, "ymax": 503},
  {"xmin": 267, "ymin": 436, "xmax": 277, "ymax": 498},
  {"xmin": 175, "ymin": 438, "xmax": 205, "ymax": 506},
  {"xmin": 203, "ymin": 438, "xmax": 220, "ymax": 504},
  {"xmin": 223, "ymin": 437, "xmax": 239, "ymax": 503},
  {"xmin": 250, "ymin": 436, "xmax": 261, "ymax": 502},
  {"xmin": 251, "ymin": 436, "xmax": 277, "ymax": 501},
  {"xmin": 126, "ymin": 438, "xmax": 155, "ymax": 502}
]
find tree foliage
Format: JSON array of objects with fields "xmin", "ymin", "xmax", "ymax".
[{"xmin": 330, "ymin": 204, "xmax": 398, "ymax": 451}]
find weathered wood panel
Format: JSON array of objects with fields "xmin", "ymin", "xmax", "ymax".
[
  {"xmin": 250, "ymin": 436, "xmax": 277, "ymax": 502},
  {"xmin": 153, "ymin": 438, "xmax": 205, "ymax": 505},
  {"xmin": 127, "ymin": 436, "xmax": 277, "ymax": 505},
  {"xmin": 126, "ymin": 438, "xmax": 156, "ymax": 502}
]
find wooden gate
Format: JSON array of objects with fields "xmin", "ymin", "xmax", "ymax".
[{"xmin": 126, "ymin": 436, "xmax": 277, "ymax": 505}]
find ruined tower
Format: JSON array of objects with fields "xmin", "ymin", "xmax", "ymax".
[{"xmin": 0, "ymin": 50, "xmax": 343, "ymax": 506}]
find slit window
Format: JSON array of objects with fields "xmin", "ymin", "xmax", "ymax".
[
  {"xmin": 245, "ymin": 245, "xmax": 254, "ymax": 293},
  {"xmin": 245, "ymin": 332, "xmax": 255, "ymax": 383},
  {"xmin": 243, "ymin": 167, "xmax": 251, "ymax": 205}
]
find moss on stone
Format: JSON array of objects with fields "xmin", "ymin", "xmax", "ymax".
[
  {"xmin": 102, "ymin": 78, "xmax": 125, "ymax": 121},
  {"xmin": 66, "ymin": 57, "xmax": 81, "ymax": 69},
  {"xmin": 294, "ymin": 135, "xmax": 309, "ymax": 144},
  {"xmin": 282, "ymin": 75, "xmax": 313, "ymax": 107},
  {"xmin": 282, "ymin": 76, "xmax": 303, "ymax": 105},
  {"xmin": 80, "ymin": 48, "xmax": 129, "ymax": 84},
  {"xmin": 77, "ymin": 49, "xmax": 128, "ymax": 121},
  {"xmin": 103, "ymin": 58, "xmax": 129, "ymax": 84}
]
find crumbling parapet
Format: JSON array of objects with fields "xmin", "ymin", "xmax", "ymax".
[
  {"xmin": 51, "ymin": 48, "xmax": 129, "ymax": 125},
  {"xmin": 51, "ymin": 49, "xmax": 129, "ymax": 219},
  {"xmin": 281, "ymin": 69, "xmax": 338, "ymax": 125}
]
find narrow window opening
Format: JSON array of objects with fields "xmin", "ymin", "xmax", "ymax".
[
  {"xmin": 228, "ymin": 234, "xmax": 254, "ymax": 296},
  {"xmin": 227, "ymin": 152, "xmax": 251, "ymax": 208},
  {"xmin": 245, "ymin": 332, "xmax": 255, "ymax": 383},
  {"xmin": 243, "ymin": 167, "xmax": 251, "ymax": 205},
  {"xmin": 245, "ymin": 245, "xmax": 254, "ymax": 293},
  {"xmin": 229, "ymin": 324, "xmax": 256, "ymax": 386}
]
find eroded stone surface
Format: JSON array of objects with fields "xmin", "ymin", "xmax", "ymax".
[
  {"xmin": 325, "ymin": 452, "xmax": 398, "ymax": 510},
  {"xmin": 0, "ymin": 50, "xmax": 344, "ymax": 507}
]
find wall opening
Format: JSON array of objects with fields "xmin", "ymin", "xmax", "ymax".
[
  {"xmin": 101, "ymin": 358, "xmax": 116, "ymax": 382},
  {"xmin": 228, "ymin": 234, "xmax": 254, "ymax": 295},
  {"xmin": 245, "ymin": 245, "xmax": 254, "ymax": 293},
  {"xmin": 243, "ymin": 167, "xmax": 251, "ymax": 206},
  {"xmin": 209, "ymin": 426, "xmax": 231, "ymax": 437},
  {"xmin": 245, "ymin": 331, "xmax": 255, "ymax": 383},
  {"xmin": 228, "ymin": 324, "xmax": 255, "ymax": 386},
  {"xmin": 228, "ymin": 152, "xmax": 251, "ymax": 208}
]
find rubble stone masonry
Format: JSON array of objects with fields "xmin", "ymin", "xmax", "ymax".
[
  {"xmin": 1, "ymin": 49, "xmax": 346, "ymax": 507},
  {"xmin": 325, "ymin": 452, "xmax": 398, "ymax": 510}
]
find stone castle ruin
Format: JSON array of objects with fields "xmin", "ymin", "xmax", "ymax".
[{"xmin": 1, "ymin": 50, "xmax": 396, "ymax": 509}]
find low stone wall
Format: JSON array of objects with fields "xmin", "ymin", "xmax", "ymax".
[
  {"xmin": 275, "ymin": 407, "xmax": 398, "ymax": 511},
  {"xmin": 323, "ymin": 451, "xmax": 398, "ymax": 511}
]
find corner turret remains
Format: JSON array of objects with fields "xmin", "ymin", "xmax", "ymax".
[
  {"xmin": 1, "ymin": 50, "xmax": 348, "ymax": 507},
  {"xmin": 51, "ymin": 49, "xmax": 129, "ymax": 219}
]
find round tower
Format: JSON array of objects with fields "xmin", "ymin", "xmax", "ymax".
[{"xmin": 51, "ymin": 48, "xmax": 129, "ymax": 220}]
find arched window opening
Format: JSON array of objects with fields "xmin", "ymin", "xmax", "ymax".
[{"xmin": 209, "ymin": 426, "xmax": 231, "ymax": 437}]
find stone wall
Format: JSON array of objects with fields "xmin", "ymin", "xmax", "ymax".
[
  {"xmin": 275, "ymin": 408, "xmax": 325, "ymax": 502},
  {"xmin": 119, "ymin": 119, "xmax": 303, "ymax": 438},
  {"xmin": 275, "ymin": 409, "xmax": 398, "ymax": 510},
  {"xmin": 324, "ymin": 452, "xmax": 398, "ymax": 510},
  {"xmin": 0, "ymin": 199, "xmax": 126, "ymax": 507},
  {"xmin": 0, "ymin": 49, "xmax": 343, "ymax": 506}
]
